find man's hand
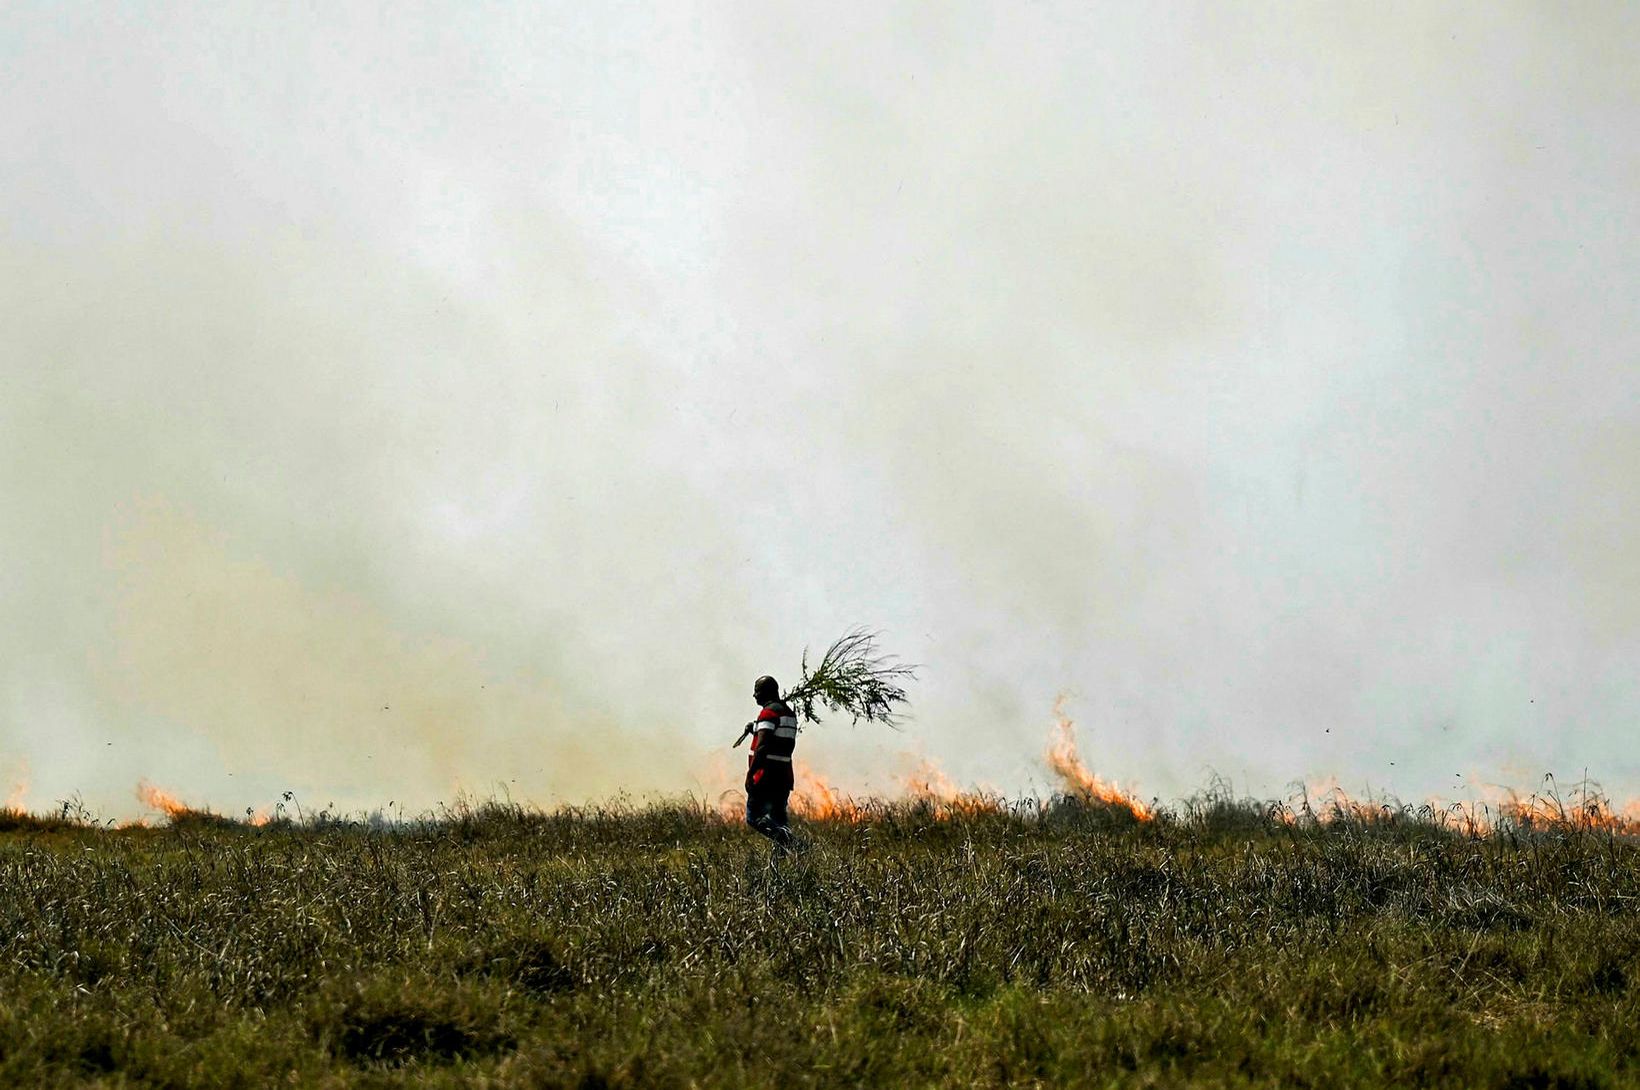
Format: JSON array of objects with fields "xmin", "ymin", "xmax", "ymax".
[{"xmin": 732, "ymin": 722, "xmax": 754, "ymax": 748}]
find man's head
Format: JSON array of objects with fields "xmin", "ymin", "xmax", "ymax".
[{"xmin": 753, "ymin": 675, "xmax": 780, "ymax": 705}]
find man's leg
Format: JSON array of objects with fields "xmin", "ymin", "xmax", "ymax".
[
  {"xmin": 768, "ymin": 789, "xmax": 793, "ymax": 848},
  {"xmin": 746, "ymin": 791, "xmax": 781, "ymax": 843}
]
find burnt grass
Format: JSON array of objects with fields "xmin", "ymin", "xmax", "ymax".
[{"xmin": 1, "ymin": 795, "xmax": 1639, "ymax": 1087}]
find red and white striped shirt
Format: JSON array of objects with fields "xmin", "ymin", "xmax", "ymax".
[{"xmin": 746, "ymin": 699, "xmax": 799, "ymax": 791}]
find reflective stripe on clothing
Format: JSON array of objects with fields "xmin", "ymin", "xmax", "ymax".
[{"xmin": 748, "ymin": 699, "xmax": 799, "ymax": 790}]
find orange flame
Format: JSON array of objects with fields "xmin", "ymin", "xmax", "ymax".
[
  {"xmin": 1424, "ymin": 779, "xmax": 1640, "ymax": 836},
  {"xmin": 4, "ymin": 763, "xmax": 28, "ymax": 813},
  {"xmin": 136, "ymin": 779, "xmax": 192, "ymax": 819},
  {"xmin": 898, "ymin": 759, "xmax": 1005, "ymax": 818},
  {"xmin": 711, "ymin": 704, "xmax": 1636, "ymax": 839},
  {"xmin": 1045, "ymin": 700, "xmax": 1153, "ymax": 820},
  {"xmin": 698, "ymin": 748, "xmax": 748, "ymax": 821},
  {"xmin": 1493, "ymin": 785, "xmax": 1640, "ymax": 834},
  {"xmin": 790, "ymin": 761, "xmax": 868, "ymax": 821},
  {"xmin": 1267, "ymin": 774, "xmax": 1640, "ymax": 837},
  {"xmin": 1278, "ymin": 777, "xmax": 1407, "ymax": 826}
]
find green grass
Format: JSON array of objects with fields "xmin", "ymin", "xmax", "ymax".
[{"xmin": 1, "ymin": 793, "xmax": 1638, "ymax": 1088}]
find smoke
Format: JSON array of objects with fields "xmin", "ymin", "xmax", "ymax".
[{"xmin": 3, "ymin": 3, "xmax": 1639, "ymax": 817}]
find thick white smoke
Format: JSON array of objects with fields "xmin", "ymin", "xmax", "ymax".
[{"xmin": 3, "ymin": 3, "xmax": 1638, "ymax": 817}]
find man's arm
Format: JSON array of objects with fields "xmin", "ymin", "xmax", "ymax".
[{"xmin": 745, "ymin": 711, "xmax": 778, "ymax": 781}]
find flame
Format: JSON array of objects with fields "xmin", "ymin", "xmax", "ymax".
[
  {"xmin": 1493, "ymin": 785, "xmax": 1640, "ymax": 834},
  {"xmin": 718, "ymin": 701, "xmax": 1154, "ymax": 825},
  {"xmin": 1417, "ymin": 778, "xmax": 1640, "ymax": 836},
  {"xmin": 1278, "ymin": 777, "xmax": 1406, "ymax": 826},
  {"xmin": 704, "ymin": 705, "xmax": 1640, "ymax": 837},
  {"xmin": 790, "ymin": 761, "xmax": 868, "ymax": 821},
  {"xmin": 701, "ymin": 748, "xmax": 750, "ymax": 821},
  {"xmin": 4, "ymin": 763, "xmax": 28, "ymax": 813},
  {"xmin": 714, "ymin": 794, "xmax": 744, "ymax": 822},
  {"xmin": 898, "ymin": 758, "xmax": 1004, "ymax": 818},
  {"xmin": 899, "ymin": 757, "xmax": 961, "ymax": 799},
  {"xmin": 1045, "ymin": 699, "xmax": 1152, "ymax": 820},
  {"xmin": 136, "ymin": 779, "xmax": 192, "ymax": 819},
  {"xmin": 1266, "ymin": 773, "xmax": 1640, "ymax": 837},
  {"xmin": 131, "ymin": 781, "xmax": 279, "ymax": 826}
]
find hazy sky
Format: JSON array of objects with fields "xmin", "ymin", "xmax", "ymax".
[{"xmin": 4, "ymin": 3, "xmax": 1638, "ymax": 818}]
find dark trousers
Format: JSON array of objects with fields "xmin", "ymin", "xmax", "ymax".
[{"xmin": 745, "ymin": 787, "xmax": 793, "ymax": 847}]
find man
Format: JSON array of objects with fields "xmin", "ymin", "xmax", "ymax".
[{"xmin": 742, "ymin": 675, "xmax": 798, "ymax": 847}]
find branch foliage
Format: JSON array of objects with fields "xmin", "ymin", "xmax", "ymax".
[{"xmin": 783, "ymin": 628, "xmax": 916, "ymax": 727}]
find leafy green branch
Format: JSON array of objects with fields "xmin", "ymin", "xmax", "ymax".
[{"xmin": 783, "ymin": 628, "xmax": 916, "ymax": 727}]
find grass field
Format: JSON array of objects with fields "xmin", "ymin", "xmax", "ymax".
[{"xmin": 1, "ymin": 789, "xmax": 1638, "ymax": 1088}]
